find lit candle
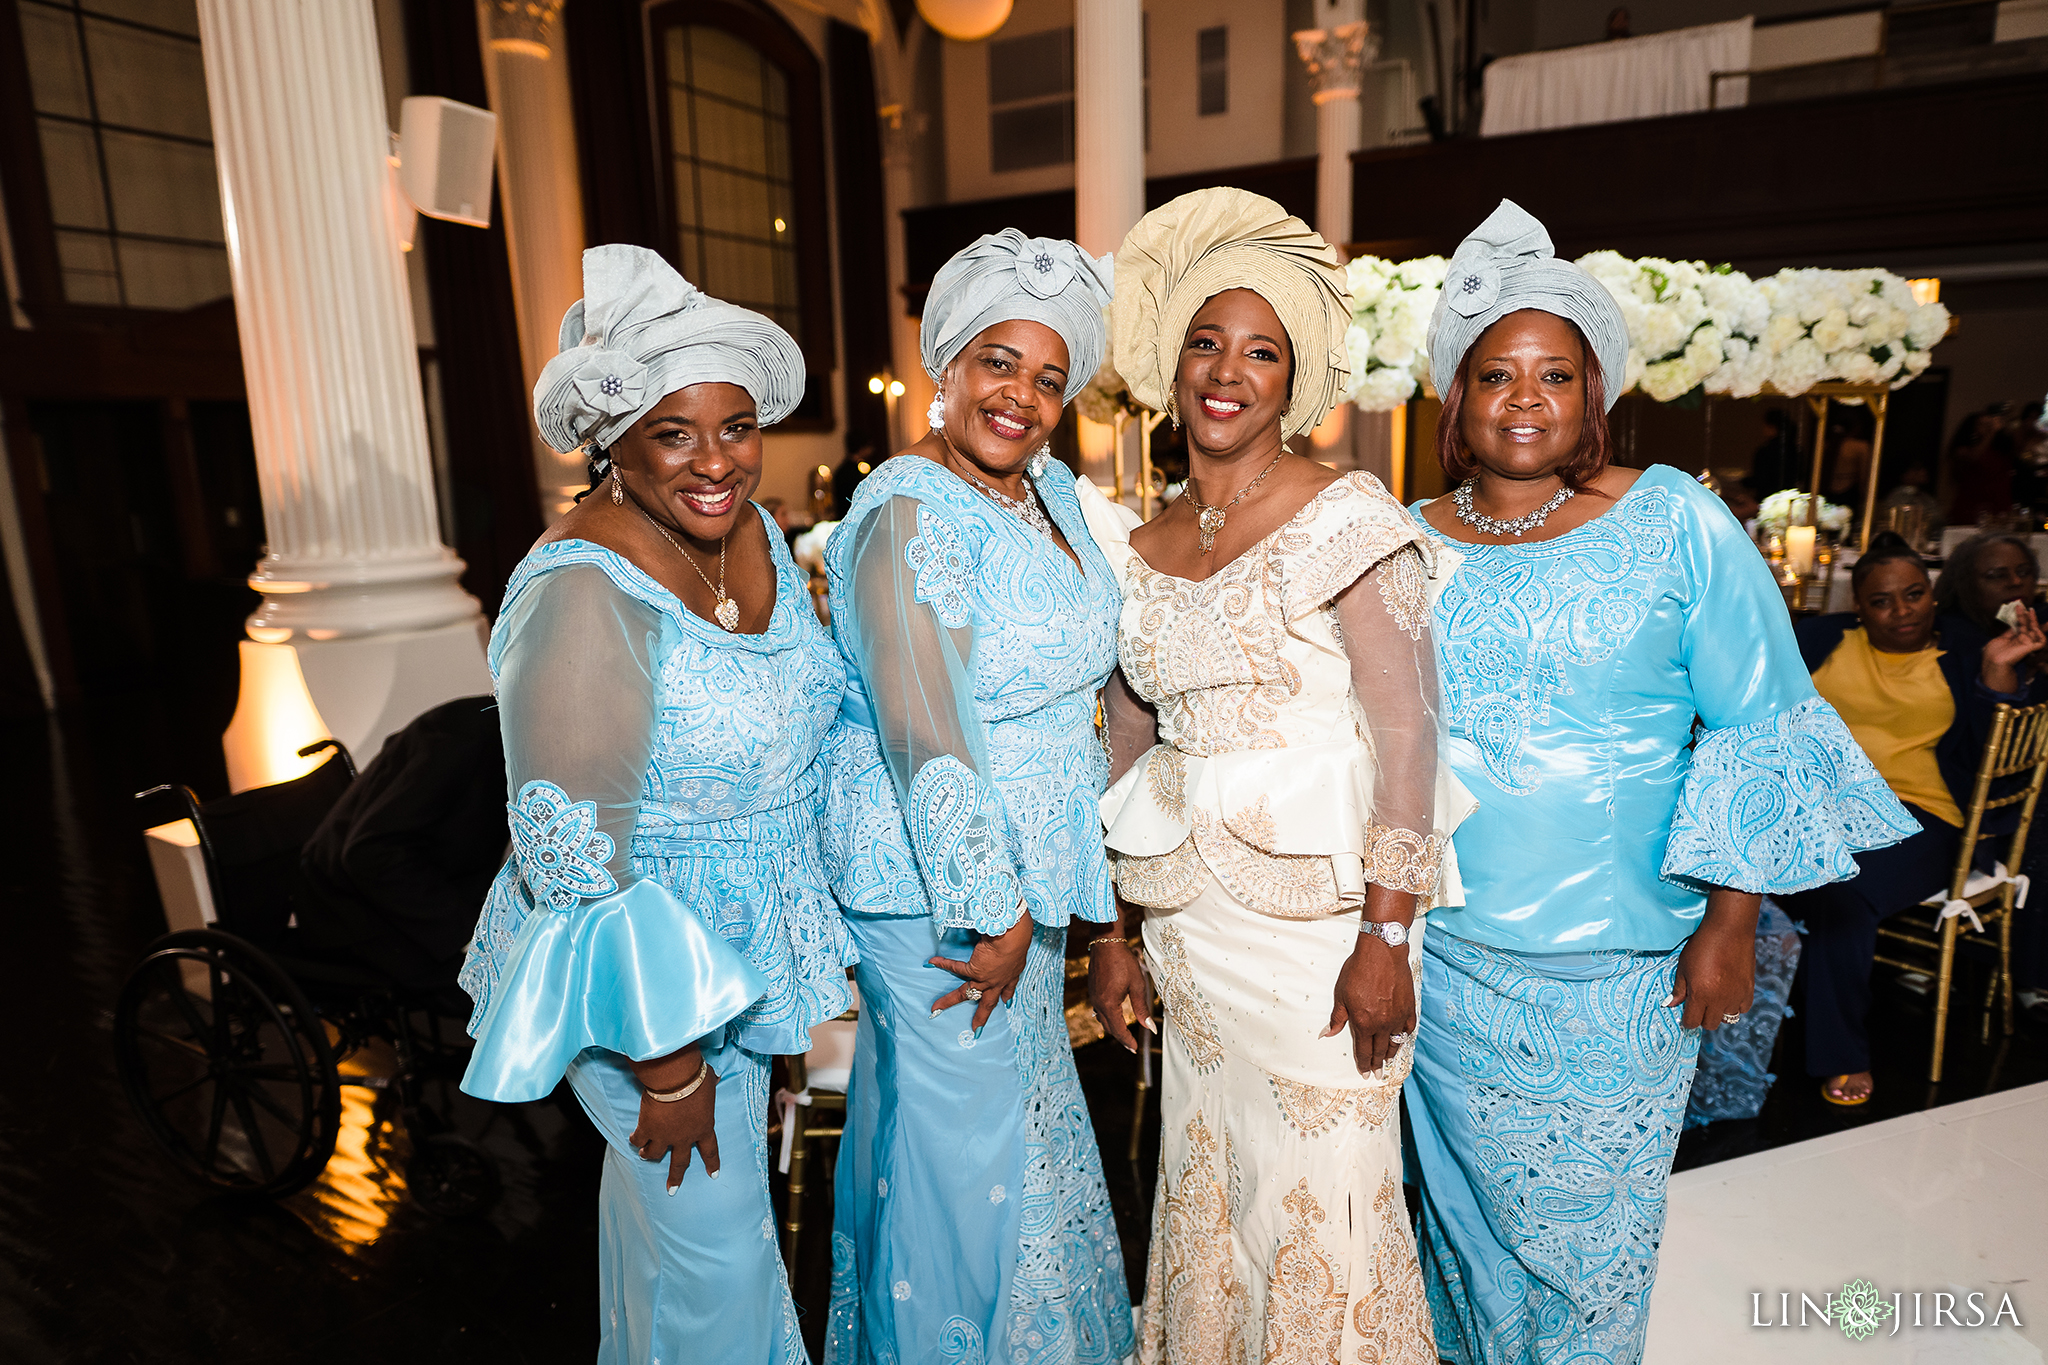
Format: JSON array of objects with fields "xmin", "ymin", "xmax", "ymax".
[{"xmin": 1786, "ymin": 524, "xmax": 1817, "ymax": 577}]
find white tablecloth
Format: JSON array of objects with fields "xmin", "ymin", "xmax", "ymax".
[{"xmin": 1479, "ymin": 18, "xmax": 1753, "ymax": 137}]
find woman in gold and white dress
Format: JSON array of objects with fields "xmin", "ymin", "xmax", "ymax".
[{"xmin": 1081, "ymin": 188, "xmax": 1469, "ymax": 1365}]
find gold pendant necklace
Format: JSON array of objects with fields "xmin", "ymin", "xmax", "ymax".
[
  {"xmin": 1185, "ymin": 448, "xmax": 1284, "ymax": 554},
  {"xmin": 634, "ymin": 502, "xmax": 739, "ymax": 631}
]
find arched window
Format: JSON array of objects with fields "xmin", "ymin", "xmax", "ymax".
[{"xmin": 649, "ymin": 1, "xmax": 832, "ymax": 424}]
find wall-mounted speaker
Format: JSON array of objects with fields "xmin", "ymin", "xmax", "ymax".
[{"xmin": 396, "ymin": 95, "xmax": 497, "ymax": 229}]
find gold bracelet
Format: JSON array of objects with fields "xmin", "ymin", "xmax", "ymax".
[
  {"xmin": 1086, "ymin": 935, "xmax": 1136, "ymax": 954},
  {"xmin": 644, "ymin": 1057, "xmax": 711, "ymax": 1103}
]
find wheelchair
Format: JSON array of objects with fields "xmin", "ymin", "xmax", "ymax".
[{"xmin": 112, "ymin": 740, "xmax": 502, "ymax": 1217}]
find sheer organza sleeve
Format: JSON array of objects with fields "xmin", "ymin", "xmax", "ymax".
[
  {"xmin": 1102, "ymin": 669, "xmax": 1158, "ymax": 787},
  {"xmin": 459, "ymin": 563, "xmax": 765, "ymax": 1103},
  {"xmin": 840, "ymin": 495, "xmax": 1025, "ymax": 933},
  {"xmin": 1334, "ymin": 544, "xmax": 1445, "ymax": 896}
]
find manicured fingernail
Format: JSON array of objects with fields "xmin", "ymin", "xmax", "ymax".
[
  {"xmin": 1662, "ymin": 994, "xmax": 1677, "ymax": 1007},
  {"xmin": 1141, "ymin": 1018, "xmax": 1158, "ymax": 1033},
  {"xmin": 667, "ymin": 1183, "xmax": 678, "ymax": 1197},
  {"xmin": 930, "ymin": 1008, "xmax": 942, "ymax": 1019},
  {"xmin": 709, "ymin": 1170, "xmax": 721, "ymax": 1180}
]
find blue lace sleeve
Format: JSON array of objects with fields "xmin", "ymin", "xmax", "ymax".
[
  {"xmin": 1662, "ymin": 696, "xmax": 1920, "ymax": 894},
  {"xmin": 835, "ymin": 495, "xmax": 1025, "ymax": 934}
]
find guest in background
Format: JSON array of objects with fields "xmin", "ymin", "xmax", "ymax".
[
  {"xmin": 1932, "ymin": 532, "xmax": 2044, "ymax": 664},
  {"xmin": 1932, "ymin": 532, "xmax": 2048, "ymax": 1018},
  {"xmin": 1751, "ymin": 407, "xmax": 1801, "ymax": 495},
  {"xmin": 1877, "ymin": 460, "xmax": 1943, "ymax": 550},
  {"xmin": 832, "ymin": 428, "xmax": 879, "ymax": 520},
  {"xmin": 1787, "ymin": 535, "xmax": 2041, "ymax": 1105},
  {"xmin": 1720, "ymin": 474, "xmax": 1761, "ymax": 533},
  {"xmin": 1823, "ymin": 405, "xmax": 1874, "ymax": 506},
  {"xmin": 1403, "ymin": 200, "xmax": 1914, "ymax": 1365},
  {"xmin": 1948, "ymin": 407, "xmax": 2019, "ymax": 526},
  {"xmin": 459, "ymin": 246, "xmax": 854, "ymax": 1364},
  {"xmin": 820, "ymin": 228, "xmax": 1132, "ymax": 1365}
]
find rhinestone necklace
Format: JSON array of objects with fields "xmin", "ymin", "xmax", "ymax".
[
  {"xmin": 1453, "ymin": 477, "xmax": 1574, "ymax": 538},
  {"xmin": 952, "ymin": 458, "xmax": 1059, "ymax": 542},
  {"xmin": 633, "ymin": 501, "xmax": 740, "ymax": 631},
  {"xmin": 1186, "ymin": 448, "xmax": 1284, "ymax": 554}
]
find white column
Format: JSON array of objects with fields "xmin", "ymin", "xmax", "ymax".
[
  {"xmin": 1293, "ymin": 13, "xmax": 1378, "ymax": 475},
  {"xmin": 198, "ymin": 0, "xmax": 489, "ymax": 788},
  {"xmin": 1074, "ymin": 0, "xmax": 1145, "ymax": 258},
  {"xmin": 1292, "ymin": 12, "xmax": 1373, "ymax": 249},
  {"xmin": 477, "ymin": 0, "xmax": 588, "ymax": 519}
]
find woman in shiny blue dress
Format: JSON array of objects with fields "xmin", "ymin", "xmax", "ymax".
[
  {"xmin": 821, "ymin": 230, "xmax": 1135, "ymax": 1365},
  {"xmin": 1402, "ymin": 202, "xmax": 1916, "ymax": 1365},
  {"xmin": 458, "ymin": 245, "xmax": 854, "ymax": 1364}
]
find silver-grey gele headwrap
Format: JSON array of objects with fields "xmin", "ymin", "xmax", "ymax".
[
  {"xmin": 533, "ymin": 244, "xmax": 807, "ymax": 454},
  {"xmin": 920, "ymin": 229, "xmax": 1115, "ymax": 403},
  {"xmin": 1426, "ymin": 199, "xmax": 1629, "ymax": 412}
]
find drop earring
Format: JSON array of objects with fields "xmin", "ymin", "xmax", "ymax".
[
  {"xmin": 927, "ymin": 390, "xmax": 946, "ymax": 433},
  {"xmin": 1027, "ymin": 444, "xmax": 1052, "ymax": 478},
  {"xmin": 611, "ymin": 465, "xmax": 625, "ymax": 505}
]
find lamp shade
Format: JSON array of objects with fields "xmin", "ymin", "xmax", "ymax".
[{"xmin": 915, "ymin": 0, "xmax": 1012, "ymax": 41}]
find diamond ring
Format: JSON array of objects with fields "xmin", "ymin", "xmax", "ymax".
[{"xmin": 964, "ymin": 986, "xmax": 984, "ymax": 1002}]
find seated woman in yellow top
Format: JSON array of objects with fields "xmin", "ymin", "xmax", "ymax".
[{"xmin": 1789, "ymin": 533, "xmax": 2045, "ymax": 1105}]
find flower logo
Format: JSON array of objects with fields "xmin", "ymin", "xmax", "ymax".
[{"xmin": 1834, "ymin": 1278, "xmax": 1894, "ymax": 1341}]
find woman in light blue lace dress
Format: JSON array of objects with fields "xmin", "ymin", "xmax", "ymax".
[
  {"xmin": 458, "ymin": 246, "xmax": 853, "ymax": 1365},
  {"xmin": 1401, "ymin": 203, "xmax": 1916, "ymax": 1365},
  {"xmin": 820, "ymin": 231, "xmax": 1135, "ymax": 1365}
]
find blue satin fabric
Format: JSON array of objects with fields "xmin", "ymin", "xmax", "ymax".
[
  {"xmin": 460, "ymin": 524, "xmax": 854, "ymax": 1104},
  {"xmin": 1405, "ymin": 931, "xmax": 1700, "ymax": 1365},
  {"xmin": 826, "ymin": 913, "xmax": 1134, "ymax": 1365},
  {"xmin": 568, "ymin": 1039, "xmax": 807, "ymax": 1365},
  {"xmin": 465, "ymin": 877, "xmax": 766, "ymax": 1103},
  {"xmin": 1412, "ymin": 465, "xmax": 1912, "ymax": 953},
  {"xmin": 455, "ymin": 521, "xmax": 854, "ymax": 1363}
]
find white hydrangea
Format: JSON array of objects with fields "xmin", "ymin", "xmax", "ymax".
[
  {"xmin": 1342, "ymin": 254, "xmax": 1444, "ymax": 411},
  {"xmin": 1339, "ymin": 253, "xmax": 1947, "ymax": 410}
]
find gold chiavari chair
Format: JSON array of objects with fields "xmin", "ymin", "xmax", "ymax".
[
  {"xmin": 1875, "ymin": 701, "xmax": 2048, "ymax": 1082},
  {"xmin": 778, "ymin": 996, "xmax": 858, "ymax": 1268}
]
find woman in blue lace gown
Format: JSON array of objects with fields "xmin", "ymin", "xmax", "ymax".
[
  {"xmin": 459, "ymin": 246, "xmax": 853, "ymax": 1365},
  {"xmin": 821, "ymin": 230, "xmax": 1135, "ymax": 1365},
  {"xmin": 1401, "ymin": 203, "xmax": 1916, "ymax": 1365}
]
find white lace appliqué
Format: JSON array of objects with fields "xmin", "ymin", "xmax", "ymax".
[
  {"xmin": 1663, "ymin": 695, "xmax": 1921, "ymax": 894},
  {"xmin": 507, "ymin": 779, "xmax": 617, "ymax": 910},
  {"xmin": 904, "ymin": 502, "xmax": 975, "ymax": 628},
  {"xmin": 906, "ymin": 754, "xmax": 1018, "ymax": 931}
]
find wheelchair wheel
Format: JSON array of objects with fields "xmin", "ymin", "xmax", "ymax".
[
  {"xmin": 113, "ymin": 929, "xmax": 341, "ymax": 1199},
  {"xmin": 407, "ymin": 1132, "xmax": 501, "ymax": 1219}
]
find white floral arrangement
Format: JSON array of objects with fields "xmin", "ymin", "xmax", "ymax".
[
  {"xmin": 1756, "ymin": 489, "xmax": 1852, "ymax": 536},
  {"xmin": 1341, "ymin": 254, "xmax": 1449, "ymax": 412},
  {"xmin": 1340, "ymin": 253, "xmax": 1951, "ymax": 412}
]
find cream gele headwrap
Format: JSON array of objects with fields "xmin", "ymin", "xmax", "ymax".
[
  {"xmin": 1426, "ymin": 199, "xmax": 1629, "ymax": 412},
  {"xmin": 920, "ymin": 229, "xmax": 1114, "ymax": 403},
  {"xmin": 1111, "ymin": 187, "xmax": 1351, "ymax": 443},
  {"xmin": 533, "ymin": 244, "xmax": 807, "ymax": 454}
]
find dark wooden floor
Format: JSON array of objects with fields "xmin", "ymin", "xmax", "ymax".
[{"xmin": 1, "ymin": 708, "xmax": 2039, "ymax": 1364}]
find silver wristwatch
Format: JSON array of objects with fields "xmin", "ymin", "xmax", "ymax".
[{"xmin": 1358, "ymin": 918, "xmax": 1410, "ymax": 947}]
